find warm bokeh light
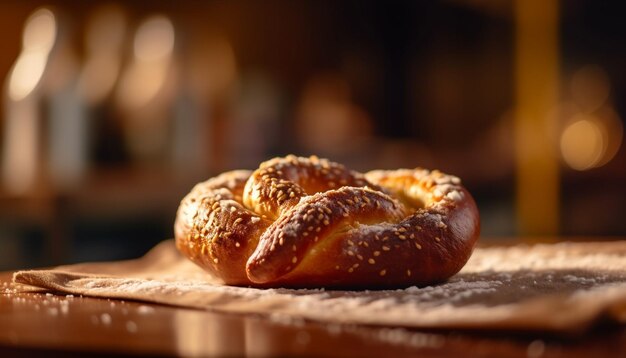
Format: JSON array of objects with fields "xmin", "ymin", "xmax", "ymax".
[
  {"xmin": 7, "ymin": 52, "xmax": 49, "ymax": 101},
  {"xmin": 186, "ymin": 35, "xmax": 237, "ymax": 101},
  {"xmin": 8, "ymin": 8, "xmax": 57, "ymax": 101},
  {"xmin": 134, "ymin": 16, "xmax": 175, "ymax": 62},
  {"xmin": 295, "ymin": 75, "xmax": 372, "ymax": 155},
  {"xmin": 22, "ymin": 8, "xmax": 56, "ymax": 52},
  {"xmin": 594, "ymin": 108, "xmax": 623, "ymax": 167},
  {"xmin": 116, "ymin": 15, "xmax": 175, "ymax": 110},
  {"xmin": 78, "ymin": 4, "xmax": 127, "ymax": 104},
  {"xmin": 514, "ymin": 0, "xmax": 560, "ymax": 235},
  {"xmin": 561, "ymin": 65, "xmax": 623, "ymax": 171},
  {"xmin": 1, "ymin": 102, "xmax": 39, "ymax": 195},
  {"xmin": 560, "ymin": 116, "xmax": 604, "ymax": 170}
]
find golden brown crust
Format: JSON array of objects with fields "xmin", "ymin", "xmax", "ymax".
[
  {"xmin": 175, "ymin": 156, "xmax": 480, "ymax": 288},
  {"xmin": 174, "ymin": 170, "xmax": 272, "ymax": 285}
]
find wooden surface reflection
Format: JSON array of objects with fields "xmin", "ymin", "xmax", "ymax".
[{"xmin": 1, "ymin": 270, "xmax": 625, "ymax": 357}]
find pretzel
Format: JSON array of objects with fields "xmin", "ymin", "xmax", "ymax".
[{"xmin": 175, "ymin": 155, "xmax": 480, "ymax": 288}]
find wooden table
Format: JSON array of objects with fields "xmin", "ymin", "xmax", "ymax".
[{"xmin": 1, "ymin": 265, "xmax": 626, "ymax": 357}]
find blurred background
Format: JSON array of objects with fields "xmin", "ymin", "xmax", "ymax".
[{"xmin": 0, "ymin": 0, "xmax": 624, "ymax": 270}]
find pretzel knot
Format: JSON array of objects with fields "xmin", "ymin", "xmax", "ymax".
[{"xmin": 175, "ymin": 155, "xmax": 480, "ymax": 288}]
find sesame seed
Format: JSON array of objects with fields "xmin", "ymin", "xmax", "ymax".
[
  {"xmin": 279, "ymin": 238, "xmax": 284, "ymax": 246},
  {"xmin": 374, "ymin": 251, "xmax": 380, "ymax": 256},
  {"xmin": 379, "ymin": 269, "xmax": 387, "ymax": 276},
  {"xmin": 235, "ymin": 242, "xmax": 240, "ymax": 247},
  {"xmin": 318, "ymin": 214, "xmax": 324, "ymax": 220},
  {"xmin": 348, "ymin": 268, "xmax": 354, "ymax": 273},
  {"xmin": 346, "ymin": 199, "xmax": 354, "ymax": 205},
  {"xmin": 347, "ymin": 251, "xmax": 354, "ymax": 256},
  {"xmin": 398, "ymin": 227, "xmax": 407, "ymax": 232},
  {"xmin": 308, "ymin": 226, "xmax": 314, "ymax": 231},
  {"xmin": 335, "ymin": 265, "xmax": 340, "ymax": 270},
  {"xmin": 435, "ymin": 237, "xmax": 441, "ymax": 242},
  {"xmin": 398, "ymin": 235, "xmax": 407, "ymax": 240},
  {"xmin": 352, "ymin": 263, "xmax": 359, "ymax": 268},
  {"xmin": 233, "ymin": 218, "xmax": 243, "ymax": 225},
  {"xmin": 357, "ymin": 254, "xmax": 363, "ymax": 261},
  {"xmin": 382, "ymin": 236, "xmax": 389, "ymax": 241},
  {"xmin": 292, "ymin": 245, "xmax": 297, "ymax": 251},
  {"xmin": 382, "ymin": 246, "xmax": 390, "ymax": 251},
  {"xmin": 213, "ymin": 258, "xmax": 219, "ymax": 264},
  {"xmin": 407, "ymin": 269, "xmax": 411, "ymax": 276},
  {"xmin": 363, "ymin": 242, "xmax": 369, "ymax": 247},
  {"xmin": 415, "ymin": 243, "xmax": 422, "ymax": 250},
  {"xmin": 368, "ymin": 258, "xmax": 376, "ymax": 264},
  {"xmin": 303, "ymin": 232, "xmax": 309, "ymax": 237},
  {"xmin": 316, "ymin": 227, "xmax": 321, "ymax": 232},
  {"xmin": 323, "ymin": 219, "xmax": 330, "ymax": 225},
  {"xmin": 348, "ymin": 240, "xmax": 355, "ymax": 246},
  {"xmin": 292, "ymin": 256, "xmax": 298, "ymax": 264}
]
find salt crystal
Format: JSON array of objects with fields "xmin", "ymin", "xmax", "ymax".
[{"xmin": 446, "ymin": 191, "xmax": 463, "ymax": 202}]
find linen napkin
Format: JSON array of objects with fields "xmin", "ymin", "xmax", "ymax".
[{"xmin": 13, "ymin": 240, "xmax": 626, "ymax": 334}]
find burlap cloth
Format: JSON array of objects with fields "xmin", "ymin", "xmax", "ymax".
[{"xmin": 13, "ymin": 240, "xmax": 626, "ymax": 334}]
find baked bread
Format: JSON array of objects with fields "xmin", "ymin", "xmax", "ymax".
[{"xmin": 175, "ymin": 155, "xmax": 480, "ymax": 288}]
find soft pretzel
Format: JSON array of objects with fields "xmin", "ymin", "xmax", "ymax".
[{"xmin": 175, "ymin": 155, "xmax": 480, "ymax": 288}]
